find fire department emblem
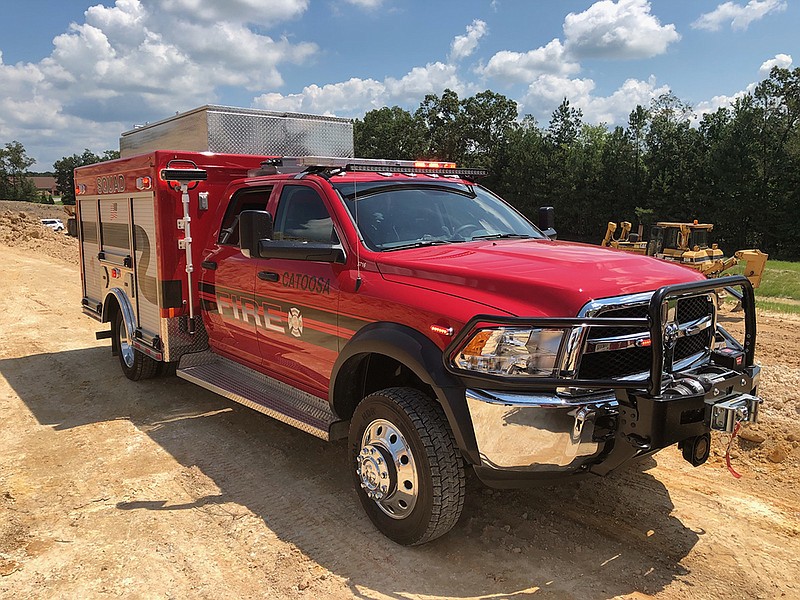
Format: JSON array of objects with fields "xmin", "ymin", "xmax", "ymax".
[{"xmin": 287, "ymin": 307, "xmax": 303, "ymax": 338}]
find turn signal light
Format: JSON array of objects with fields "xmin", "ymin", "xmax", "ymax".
[
  {"xmin": 430, "ymin": 324, "xmax": 454, "ymax": 336},
  {"xmin": 136, "ymin": 176, "xmax": 153, "ymax": 190}
]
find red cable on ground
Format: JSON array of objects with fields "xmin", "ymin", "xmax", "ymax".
[{"xmin": 725, "ymin": 421, "xmax": 742, "ymax": 479}]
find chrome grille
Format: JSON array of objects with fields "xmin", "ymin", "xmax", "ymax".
[{"xmin": 577, "ymin": 294, "xmax": 714, "ymax": 380}]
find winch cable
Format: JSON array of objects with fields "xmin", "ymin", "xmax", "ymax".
[{"xmin": 725, "ymin": 421, "xmax": 743, "ymax": 479}]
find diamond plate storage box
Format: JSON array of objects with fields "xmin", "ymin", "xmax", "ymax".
[{"xmin": 120, "ymin": 105, "xmax": 354, "ymax": 158}]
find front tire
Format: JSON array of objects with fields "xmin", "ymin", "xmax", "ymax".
[
  {"xmin": 114, "ymin": 310, "xmax": 158, "ymax": 381},
  {"xmin": 349, "ymin": 387, "xmax": 465, "ymax": 545}
]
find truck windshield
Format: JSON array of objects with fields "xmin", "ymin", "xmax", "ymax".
[{"xmin": 333, "ymin": 181, "xmax": 545, "ymax": 251}]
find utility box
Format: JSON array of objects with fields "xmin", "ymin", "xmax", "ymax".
[{"xmin": 119, "ymin": 105, "xmax": 354, "ymax": 158}]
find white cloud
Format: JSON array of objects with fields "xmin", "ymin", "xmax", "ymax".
[
  {"xmin": 156, "ymin": 0, "xmax": 309, "ymax": 26},
  {"xmin": 480, "ymin": 39, "xmax": 579, "ymax": 84},
  {"xmin": 450, "ymin": 20, "xmax": 488, "ymax": 62},
  {"xmin": 254, "ymin": 61, "xmax": 469, "ymax": 117},
  {"xmin": 759, "ymin": 53, "xmax": 793, "ymax": 76},
  {"xmin": 0, "ymin": 0, "xmax": 318, "ymax": 165},
  {"xmin": 342, "ymin": 0, "xmax": 384, "ymax": 8},
  {"xmin": 480, "ymin": 1, "xmax": 677, "ymax": 88},
  {"xmin": 169, "ymin": 22, "xmax": 316, "ymax": 90},
  {"xmin": 692, "ymin": 0, "xmax": 787, "ymax": 31},
  {"xmin": 255, "ymin": 78, "xmax": 386, "ymax": 114},
  {"xmin": 563, "ymin": 0, "xmax": 680, "ymax": 59},
  {"xmin": 385, "ymin": 62, "xmax": 465, "ymax": 103},
  {"xmin": 521, "ymin": 74, "xmax": 670, "ymax": 125},
  {"xmin": 694, "ymin": 54, "xmax": 793, "ymax": 119}
]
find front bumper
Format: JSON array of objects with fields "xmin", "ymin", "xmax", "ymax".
[
  {"xmin": 467, "ymin": 364, "xmax": 761, "ymax": 487},
  {"xmin": 465, "ymin": 389, "xmax": 617, "ymax": 472},
  {"xmin": 446, "ymin": 275, "xmax": 764, "ymax": 487}
]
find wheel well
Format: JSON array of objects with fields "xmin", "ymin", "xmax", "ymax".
[{"xmin": 333, "ymin": 353, "xmax": 435, "ymax": 421}]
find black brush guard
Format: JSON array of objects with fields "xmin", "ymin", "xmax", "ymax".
[{"xmin": 447, "ymin": 275, "xmax": 761, "ymax": 476}]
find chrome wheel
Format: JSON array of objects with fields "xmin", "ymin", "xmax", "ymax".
[
  {"xmin": 357, "ymin": 418, "xmax": 418, "ymax": 519},
  {"xmin": 113, "ymin": 308, "xmax": 159, "ymax": 381},
  {"xmin": 117, "ymin": 319, "xmax": 135, "ymax": 368}
]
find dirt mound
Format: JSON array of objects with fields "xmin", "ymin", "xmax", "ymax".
[
  {"xmin": 0, "ymin": 209, "xmax": 79, "ymax": 264},
  {"xmin": 0, "ymin": 200, "xmax": 67, "ymax": 220}
]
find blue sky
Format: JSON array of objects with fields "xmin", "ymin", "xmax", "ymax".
[{"xmin": 1, "ymin": 0, "xmax": 796, "ymax": 169}]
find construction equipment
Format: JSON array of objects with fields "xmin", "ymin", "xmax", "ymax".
[
  {"xmin": 602, "ymin": 220, "xmax": 768, "ymax": 288},
  {"xmin": 63, "ymin": 204, "xmax": 77, "ymax": 237},
  {"xmin": 601, "ymin": 221, "xmax": 647, "ymax": 254}
]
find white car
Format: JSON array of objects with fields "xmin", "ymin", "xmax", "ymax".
[{"xmin": 41, "ymin": 218, "xmax": 65, "ymax": 232}]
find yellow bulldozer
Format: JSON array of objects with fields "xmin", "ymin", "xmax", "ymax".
[
  {"xmin": 63, "ymin": 204, "xmax": 78, "ymax": 237},
  {"xmin": 601, "ymin": 220, "xmax": 768, "ymax": 288}
]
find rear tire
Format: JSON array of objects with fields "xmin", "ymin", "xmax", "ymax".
[
  {"xmin": 114, "ymin": 311, "xmax": 158, "ymax": 381},
  {"xmin": 349, "ymin": 387, "xmax": 465, "ymax": 545}
]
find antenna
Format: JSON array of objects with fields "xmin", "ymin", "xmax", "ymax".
[{"xmin": 354, "ymin": 178, "xmax": 362, "ymax": 292}]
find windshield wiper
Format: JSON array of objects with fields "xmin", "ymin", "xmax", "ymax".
[
  {"xmin": 381, "ymin": 239, "xmax": 458, "ymax": 251},
  {"xmin": 470, "ymin": 233, "xmax": 533, "ymax": 240}
]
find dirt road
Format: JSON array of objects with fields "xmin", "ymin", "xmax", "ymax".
[{"xmin": 1, "ymin": 238, "xmax": 798, "ymax": 599}]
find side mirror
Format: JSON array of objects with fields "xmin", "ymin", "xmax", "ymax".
[
  {"xmin": 538, "ymin": 206, "xmax": 557, "ymax": 239},
  {"xmin": 239, "ymin": 209, "xmax": 345, "ymax": 263},
  {"xmin": 239, "ymin": 210, "xmax": 274, "ymax": 258}
]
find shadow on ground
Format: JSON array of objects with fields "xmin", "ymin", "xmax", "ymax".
[{"xmin": 1, "ymin": 347, "xmax": 699, "ymax": 599}]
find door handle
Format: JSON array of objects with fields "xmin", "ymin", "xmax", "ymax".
[
  {"xmin": 258, "ymin": 271, "xmax": 280, "ymax": 282},
  {"xmin": 201, "ymin": 260, "xmax": 217, "ymax": 270}
]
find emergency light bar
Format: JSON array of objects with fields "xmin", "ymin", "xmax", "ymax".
[{"xmin": 257, "ymin": 156, "xmax": 488, "ymax": 178}]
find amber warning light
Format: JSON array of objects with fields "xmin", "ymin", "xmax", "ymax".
[
  {"xmin": 136, "ymin": 176, "xmax": 153, "ymax": 190},
  {"xmin": 430, "ymin": 324, "xmax": 454, "ymax": 336},
  {"xmin": 414, "ymin": 161, "xmax": 456, "ymax": 169}
]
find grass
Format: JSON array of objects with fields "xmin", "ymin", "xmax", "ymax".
[{"xmin": 730, "ymin": 260, "xmax": 800, "ymax": 315}]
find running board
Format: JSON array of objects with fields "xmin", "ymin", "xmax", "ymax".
[{"xmin": 177, "ymin": 352, "xmax": 345, "ymax": 440}]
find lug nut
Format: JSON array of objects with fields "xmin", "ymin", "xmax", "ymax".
[{"xmin": 381, "ymin": 472, "xmax": 388, "ymax": 479}]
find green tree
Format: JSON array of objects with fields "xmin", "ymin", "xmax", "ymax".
[
  {"xmin": 354, "ymin": 106, "xmax": 425, "ymax": 159},
  {"xmin": 750, "ymin": 67, "xmax": 800, "ymax": 257},
  {"xmin": 496, "ymin": 115, "xmax": 549, "ymax": 220},
  {"xmin": 461, "ymin": 90, "xmax": 518, "ymax": 162},
  {"xmin": 415, "ymin": 89, "xmax": 467, "ymax": 162},
  {"xmin": 0, "ymin": 141, "xmax": 37, "ymax": 200},
  {"xmin": 643, "ymin": 93, "xmax": 702, "ymax": 220}
]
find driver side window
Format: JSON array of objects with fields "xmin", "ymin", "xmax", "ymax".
[
  {"xmin": 218, "ymin": 187, "xmax": 273, "ymax": 246},
  {"xmin": 274, "ymin": 185, "xmax": 338, "ymax": 244}
]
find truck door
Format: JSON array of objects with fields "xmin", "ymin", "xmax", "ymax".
[
  {"xmin": 201, "ymin": 186, "xmax": 274, "ymax": 368},
  {"xmin": 255, "ymin": 183, "xmax": 344, "ymax": 394}
]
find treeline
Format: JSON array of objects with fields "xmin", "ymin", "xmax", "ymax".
[
  {"xmin": 0, "ymin": 144, "xmax": 120, "ymax": 205},
  {"xmin": 354, "ymin": 67, "xmax": 800, "ymax": 261},
  {"xmin": 0, "ymin": 141, "xmax": 39, "ymax": 201}
]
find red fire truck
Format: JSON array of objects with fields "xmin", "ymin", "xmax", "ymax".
[{"xmin": 75, "ymin": 109, "xmax": 762, "ymax": 545}]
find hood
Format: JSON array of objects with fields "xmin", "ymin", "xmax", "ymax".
[{"xmin": 376, "ymin": 238, "xmax": 705, "ymax": 317}]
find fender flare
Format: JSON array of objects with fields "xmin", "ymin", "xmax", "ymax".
[
  {"xmin": 102, "ymin": 288, "xmax": 137, "ymax": 342},
  {"xmin": 331, "ymin": 322, "xmax": 480, "ymax": 464}
]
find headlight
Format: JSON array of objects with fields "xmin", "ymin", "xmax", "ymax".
[{"xmin": 453, "ymin": 327, "xmax": 565, "ymax": 377}]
